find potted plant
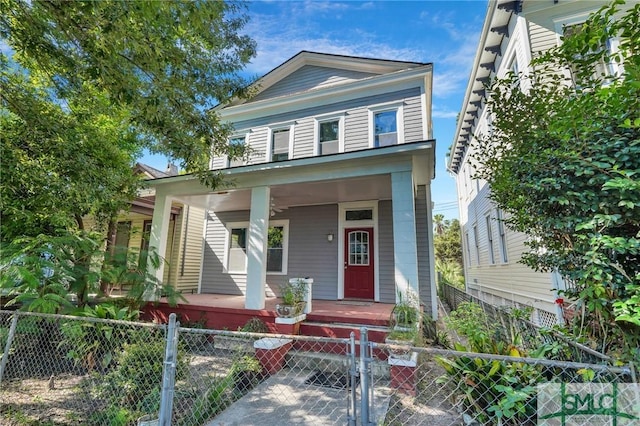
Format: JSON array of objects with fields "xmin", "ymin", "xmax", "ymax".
[
  {"xmin": 390, "ymin": 288, "xmax": 421, "ymax": 330},
  {"xmin": 276, "ymin": 279, "xmax": 307, "ymax": 318}
]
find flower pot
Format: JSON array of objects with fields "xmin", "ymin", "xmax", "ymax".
[{"xmin": 276, "ymin": 302, "xmax": 305, "ymax": 318}]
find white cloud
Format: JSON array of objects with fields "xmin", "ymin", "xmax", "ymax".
[
  {"xmin": 245, "ymin": 9, "xmax": 424, "ymax": 76},
  {"xmin": 432, "ymin": 106, "xmax": 459, "ymax": 119}
]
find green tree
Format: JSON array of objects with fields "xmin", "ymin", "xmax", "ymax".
[
  {"xmin": 473, "ymin": 1, "xmax": 639, "ymax": 360},
  {"xmin": 0, "ymin": 1, "xmax": 256, "ymax": 311},
  {"xmin": 434, "ymin": 217, "xmax": 464, "ymax": 288},
  {"xmin": 1, "ymin": 0, "xmax": 256, "ymax": 239}
]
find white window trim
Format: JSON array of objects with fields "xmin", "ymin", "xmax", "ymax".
[
  {"xmin": 223, "ymin": 219, "xmax": 290, "ymax": 275},
  {"xmin": 313, "ymin": 112, "xmax": 345, "ymax": 156},
  {"xmin": 485, "ymin": 213, "xmax": 495, "ymax": 265},
  {"xmin": 266, "ymin": 123, "xmax": 295, "ymax": 163},
  {"xmin": 496, "ymin": 208, "xmax": 509, "ymax": 264},
  {"xmin": 338, "ymin": 200, "xmax": 379, "ymax": 301},
  {"xmin": 226, "ymin": 131, "xmax": 250, "ymax": 168},
  {"xmin": 473, "ymin": 224, "xmax": 480, "ymax": 265},
  {"xmin": 553, "ymin": 12, "xmax": 622, "ymax": 80},
  {"xmin": 368, "ymin": 101, "xmax": 405, "ymax": 148}
]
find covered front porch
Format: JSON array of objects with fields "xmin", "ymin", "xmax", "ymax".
[
  {"xmin": 145, "ymin": 142, "xmax": 437, "ymax": 319},
  {"xmin": 143, "ymin": 293, "xmax": 395, "ymax": 342}
]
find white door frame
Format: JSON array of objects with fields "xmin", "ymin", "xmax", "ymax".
[{"xmin": 338, "ymin": 201, "xmax": 379, "ymax": 301}]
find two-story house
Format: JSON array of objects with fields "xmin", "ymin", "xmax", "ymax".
[
  {"xmin": 144, "ymin": 52, "xmax": 438, "ymax": 319},
  {"xmin": 448, "ymin": 0, "xmax": 625, "ymax": 326}
]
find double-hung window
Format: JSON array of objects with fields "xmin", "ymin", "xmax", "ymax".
[
  {"xmin": 486, "ymin": 214, "xmax": 495, "ymax": 264},
  {"xmin": 314, "ymin": 113, "xmax": 344, "ymax": 156},
  {"xmin": 496, "ymin": 209, "xmax": 508, "ymax": 263},
  {"xmin": 271, "ymin": 128, "xmax": 291, "ymax": 162},
  {"xmin": 473, "ymin": 224, "xmax": 480, "ymax": 265},
  {"xmin": 369, "ymin": 102, "xmax": 404, "ymax": 148},
  {"xmin": 556, "ymin": 14, "xmax": 621, "ymax": 88},
  {"xmin": 319, "ymin": 120, "xmax": 339, "ymax": 155},
  {"xmin": 227, "ymin": 135, "xmax": 246, "ymax": 167},
  {"xmin": 225, "ymin": 220, "xmax": 289, "ymax": 274}
]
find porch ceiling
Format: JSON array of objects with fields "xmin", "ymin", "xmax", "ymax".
[{"xmin": 173, "ymin": 174, "xmax": 392, "ymax": 211}]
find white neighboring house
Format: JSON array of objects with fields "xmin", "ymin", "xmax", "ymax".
[
  {"xmin": 448, "ymin": 0, "xmax": 626, "ymax": 326},
  {"xmin": 145, "ymin": 51, "xmax": 438, "ymax": 318}
]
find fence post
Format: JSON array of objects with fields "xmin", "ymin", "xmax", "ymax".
[
  {"xmin": 158, "ymin": 313, "xmax": 178, "ymax": 426},
  {"xmin": 0, "ymin": 314, "xmax": 19, "ymax": 384},
  {"xmin": 347, "ymin": 332, "xmax": 357, "ymax": 426},
  {"xmin": 359, "ymin": 327, "xmax": 373, "ymax": 426}
]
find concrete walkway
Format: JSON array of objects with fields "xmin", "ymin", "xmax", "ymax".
[{"xmin": 206, "ymin": 369, "xmax": 391, "ymax": 426}]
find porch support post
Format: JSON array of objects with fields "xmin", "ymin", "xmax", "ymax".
[
  {"xmin": 246, "ymin": 186, "xmax": 270, "ymax": 309},
  {"xmin": 391, "ymin": 171, "xmax": 419, "ymax": 302},
  {"xmin": 145, "ymin": 189, "xmax": 174, "ymax": 301}
]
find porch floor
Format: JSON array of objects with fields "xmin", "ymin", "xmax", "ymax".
[{"xmin": 153, "ymin": 293, "xmax": 394, "ymax": 328}]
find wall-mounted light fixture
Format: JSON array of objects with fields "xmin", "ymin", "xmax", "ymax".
[{"xmin": 326, "ymin": 232, "xmax": 334, "ymax": 242}]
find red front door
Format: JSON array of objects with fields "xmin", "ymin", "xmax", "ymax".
[{"xmin": 344, "ymin": 227, "xmax": 374, "ymax": 300}]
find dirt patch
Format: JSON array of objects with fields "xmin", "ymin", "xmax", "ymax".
[{"xmin": 381, "ymin": 358, "xmax": 462, "ymax": 426}]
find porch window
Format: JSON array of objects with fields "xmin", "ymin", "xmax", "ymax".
[
  {"xmin": 228, "ymin": 227, "xmax": 247, "ymax": 272},
  {"xmin": 271, "ymin": 129, "xmax": 290, "ymax": 162},
  {"xmin": 225, "ymin": 220, "xmax": 289, "ymax": 274}
]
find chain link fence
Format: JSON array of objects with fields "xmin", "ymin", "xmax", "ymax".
[{"xmin": 1, "ymin": 309, "xmax": 637, "ymax": 425}]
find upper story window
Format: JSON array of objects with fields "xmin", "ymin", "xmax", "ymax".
[
  {"xmin": 556, "ymin": 14, "xmax": 621, "ymax": 87},
  {"xmin": 227, "ymin": 135, "xmax": 246, "ymax": 167},
  {"xmin": 369, "ymin": 102, "xmax": 405, "ymax": 148},
  {"xmin": 271, "ymin": 127, "xmax": 291, "ymax": 162},
  {"xmin": 314, "ymin": 113, "xmax": 344, "ymax": 156},
  {"xmin": 319, "ymin": 120, "xmax": 339, "ymax": 154},
  {"xmin": 374, "ymin": 111, "xmax": 397, "ymax": 147}
]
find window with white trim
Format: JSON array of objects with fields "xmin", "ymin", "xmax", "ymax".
[
  {"xmin": 271, "ymin": 128, "xmax": 291, "ymax": 162},
  {"xmin": 473, "ymin": 224, "xmax": 480, "ymax": 265},
  {"xmin": 464, "ymin": 232, "xmax": 471, "ymax": 267},
  {"xmin": 227, "ymin": 135, "xmax": 246, "ymax": 167},
  {"xmin": 225, "ymin": 220, "xmax": 289, "ymax": 274},
  {"xmin": 496, "ymin": 209, "xmax": 508, "ymax": 263},
  {"xmin": 556, "ymin": 13, "xmax": 621, "ymax": 88},
  {"xmin": 369, "ymin": 103, "xmax": 404, "ymax": 147},
  {"xmin": 318, "ymin": 119, "xmax": 340, "ymax": 155},
  {"xmin": 486, "ymin": 214, "xmax": 495, "ymax": 264}
]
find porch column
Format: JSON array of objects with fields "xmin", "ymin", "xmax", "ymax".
[
  {"xmin": 145, "ymin": 189, "xmax": 174, "ymax": 301},
  {"xmin": 391, "ymin": 171, "xmax": 419, "ymax": 302},
  {"xmin": 246, "ymin": 186, "xmax": 270, "ymax": 309}
]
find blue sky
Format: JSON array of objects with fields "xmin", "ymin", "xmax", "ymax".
[{"xmin": 146, "ymin": 1, "xmax": 490, "ymax": 218}]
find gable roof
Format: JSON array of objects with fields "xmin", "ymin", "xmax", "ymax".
[
  {"xmin": 225, "ymin": 51, "xmax": 431, "ymax": 108},
  {"xmin": 134, "ymin": 162, "xmax": 178, "ymax": 180}
]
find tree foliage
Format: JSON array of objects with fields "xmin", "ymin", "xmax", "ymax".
[
  {"xmin": 1, "ymin": 0, "xmax": 256, "ymax": 239},
  {"xmin": 434, "ymin": 216, "xmax": 464, "ymax": 288},
  {"xmin": 473, "ymin": 1, "xmax": 639, "ymax": 360},
  {"xmin": 0, "ymin": 1, "xmax": 255, "ymax": 312}
]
